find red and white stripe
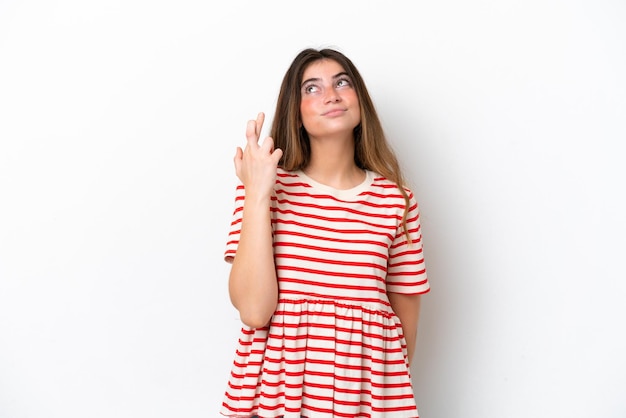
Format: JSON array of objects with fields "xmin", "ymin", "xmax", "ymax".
[{"xmin": 222, "ymin": 168, "xmax": 429, "ymax": 417}]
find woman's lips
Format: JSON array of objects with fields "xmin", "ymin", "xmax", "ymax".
[{"xmin": 322, "ymin": 108, "xmax": 346, "ymax": 117}]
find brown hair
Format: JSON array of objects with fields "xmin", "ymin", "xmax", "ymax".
[{"xmin": 270, "ymin": 48, "xmax": 413, "ymax": 241}]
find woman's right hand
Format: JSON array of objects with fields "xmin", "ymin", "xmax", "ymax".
[
  {"xmin": 229, "ymin": 112, "xmax": 282, "ymax": 327},
  {"xmin": 233, "ymin": 112, "xmax": 283, "ymax": 200}
]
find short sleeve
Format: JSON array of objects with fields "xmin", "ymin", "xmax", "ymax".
[
  {"xmin": 386, "ymin": 191, "xmax": 430, "ymax": 294},
  {"xmin": 224, "ymin": 183, "xmax": 246, "ymax": 263}
]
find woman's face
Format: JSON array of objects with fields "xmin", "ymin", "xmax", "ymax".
[{"xmin": 299, "ymin": 59, "xmax": 361, "ymax": 140}]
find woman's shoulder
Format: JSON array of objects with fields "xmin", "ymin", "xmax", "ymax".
[
  {"xmin": 276, "ymin": 167, "xmax": 299, "ymax": 177},
  {"xmin": 274, "ymin": 167, "xmax": 308, "ymax": 191},
  {"xmin": 367, "ymin": 171, "xmax": 416, "ymax": 199},
  {"xmin": 275, "ymin": 167, "xmax": 302, "ymax": 184}
]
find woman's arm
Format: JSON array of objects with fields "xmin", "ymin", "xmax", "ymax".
[
  {"xmin": 228, "ymin": 195, "xmax": 278, "ymax": 328},
  {"xmin": 388, "ymin": 293, "xmax": 422, "ymax": 365},
  {"xmin": 228, "ymin": 113, "xmax": 283, "ymax": 328}
]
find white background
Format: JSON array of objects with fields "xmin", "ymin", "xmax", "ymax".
[{"xmin": 1, "ymin": 1, "xmax": 625, "ymax": 417}]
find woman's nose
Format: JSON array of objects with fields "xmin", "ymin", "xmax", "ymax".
[{"xmin": 324, "ymin": 90, "xmax": 341, "ymax": 103}]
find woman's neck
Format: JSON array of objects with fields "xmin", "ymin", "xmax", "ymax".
[{"xmin": 304, "ymin": 138, "xmax": 364, "ymax": 190}]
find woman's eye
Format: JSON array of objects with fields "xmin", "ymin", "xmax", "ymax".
[
  {"xmin": 304, "ymin": 85, "xmax": 318, "ymax": 94},
  {"xmin": 337, "ymin": 78, "xmax": 351, "ymax": 87}
]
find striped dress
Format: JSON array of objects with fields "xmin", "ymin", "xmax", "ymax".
[{"xmin": 221, "ymin": 168, "xmax": 429, "ymax": 418}]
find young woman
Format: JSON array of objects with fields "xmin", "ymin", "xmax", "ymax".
[{"xmin": 222, "ymin": 47, "xmax": 429, "ymax": 418}]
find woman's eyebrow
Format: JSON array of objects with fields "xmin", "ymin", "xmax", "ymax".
[
  {"xmin": 301, "ymin": 72, "xmax": 350, "ymax": 87},
  {"xmin": 333, "ymin": 72, "xmax": 350, "ymax": 80}
]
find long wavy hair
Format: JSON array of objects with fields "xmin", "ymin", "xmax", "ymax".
[{"xmin": 269, "ymin": 48, "xmax": 412, "ymax": 241}]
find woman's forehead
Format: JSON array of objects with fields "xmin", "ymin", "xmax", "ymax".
[{"xmin": 302, "ymin": 59, "xmax": 346, "ymax": 81}]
